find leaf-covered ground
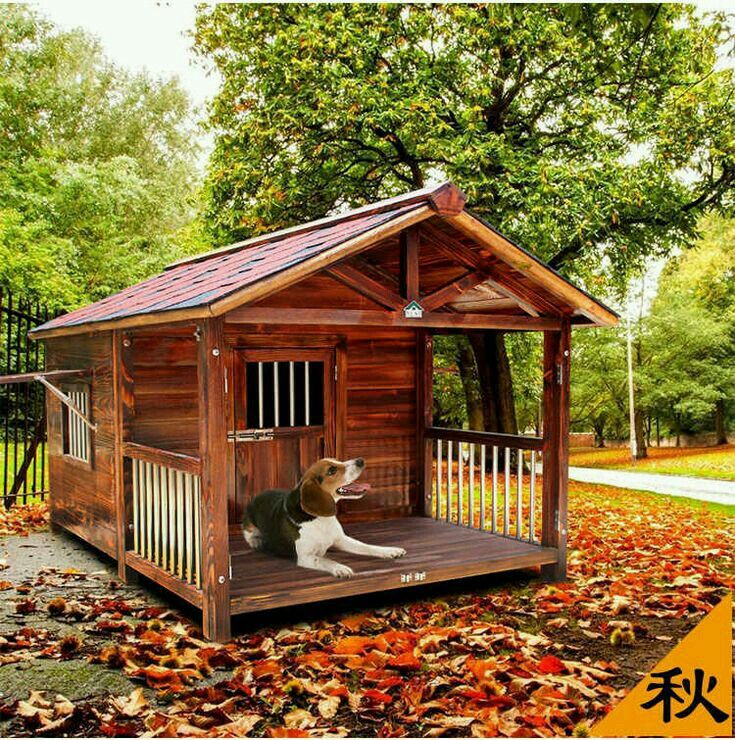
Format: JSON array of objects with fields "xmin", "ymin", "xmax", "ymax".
[
  {"xmin": 569, "ymin": 444, "xmax": 735, "ymax": 481},
  {"xmin": 0, "ymin": 484, "xmax": 732, "ymax": 738}
]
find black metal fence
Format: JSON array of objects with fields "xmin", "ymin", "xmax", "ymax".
[{"xmin": 1, "ymin": 292, "xmax": 53, "ymax": 508}]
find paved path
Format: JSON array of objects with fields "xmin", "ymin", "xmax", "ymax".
[{"xmin": 568, "ymin": 466, "xmax": 735, "ymax": 506}]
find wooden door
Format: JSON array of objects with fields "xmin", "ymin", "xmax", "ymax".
[{"xmin": 231, "ymin": 347, "xmax": 336, "ymax": 521}]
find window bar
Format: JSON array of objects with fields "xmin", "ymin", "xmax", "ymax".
[
  {"xmin": 132, "ymin": 459, "xmax": 139, "ymax": 554},
  {"xmin": 504, "ymin": 448, "xmax": 510, "ymax": 536},
  {"xmin": 457, "ymin": 442, "xmax": 464, "ymax": 525},
  {"xmin": 516, "ymin": 449, "xmax": 523, "ymax": 540},
  {"xmin": 304, "ymin": 361, "xmax": 310, "ymax": 426},
  {"xmin": 446, "ymin": 440, "xmax": 452, "ymax": 523},
  {"xmin": 258, "ymin": 362, "xmax": 264, "ymax": 428},
  {"xmin": 436, "ymin": 439, "xmax": 443, "ymax": 520},
  {"xmin": 273, "ymin": 361, "xmax": 280, "ymax": 427},
  {"xmin": 480, "ymin": 445, "xmax": 486, "ymax": 530},
  {"xmin": 492, "ymin": 445, "xmax": 498, "ymax": 533},
  {"xmin": 529, "ymin": 450, "xmax": 537, "ymax": 544},
  {"xmin": 468, "ymin": 443, "xmax": 475, "ymax": 528},
  {"xmin": 289, "ymin": 361, "xmax": 295, "ymax": 426},
  {"xmin": 153, "ymin": 464, "xmax": 161, "ymax": 565}
]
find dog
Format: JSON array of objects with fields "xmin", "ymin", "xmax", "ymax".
[{"xmin": 242, "ymin": 457, "xmax": 406, "ymax": 578}]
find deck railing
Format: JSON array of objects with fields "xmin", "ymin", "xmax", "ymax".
[
  {"xmin": 124, "ymin": 443, "xmax": 202, "ymax": 589},
  {"xmin": 424, "ymin": 427, "xmax": 543, "ymax": 545}
]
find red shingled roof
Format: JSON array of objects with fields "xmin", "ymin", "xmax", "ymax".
[{"xmin": 34, "ymin": 201, "xmax": 424, "ymax": 333}]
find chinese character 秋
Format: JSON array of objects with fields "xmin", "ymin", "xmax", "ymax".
[{"xmin": 641, "ymin": 667, "xmax": 729, "ymax": 724}]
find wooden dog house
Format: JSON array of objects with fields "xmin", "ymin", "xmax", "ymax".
[{"xmin": 28, "ymin": 182, "xmax": 617, "ymax": 641}]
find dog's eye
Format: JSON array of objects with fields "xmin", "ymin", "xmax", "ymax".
[{"xmin": 327, "ymin": 466, "xmax": 338, "ymax": 476}]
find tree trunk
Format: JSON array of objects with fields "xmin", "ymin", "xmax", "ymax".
[
  {"xmin": 468, "ymin": 331, "xmax": 518, "ymax": 435},
  {"xmin": 456, "ymin": 340, "xmax": 484, "ymax": 431},
  {"xmin": 634, "ymin": 408, "xmax": 648, "ymax": 459},
  {"xmin": 655, "ymin": 416, "xmax": 660, "ymax": 447},
  {"xmin": 593, "ymin": 419, "xmax": 605, "ymax": 448},
  {"xmin": 715, "ymin": 399, "xmax": 727, "ymax": 445},
  {"xmin": 674, "ymin": 413, "xmax": 681, "ymax": 447}
]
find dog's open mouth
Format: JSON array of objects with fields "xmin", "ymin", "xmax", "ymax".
[{"xmin": 337, "ymin": 481, "xmax": 371, "ymax": 499}]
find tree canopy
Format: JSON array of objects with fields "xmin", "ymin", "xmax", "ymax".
[
  {"xmin": 0, "ymin": 5, "xmax": 202, "ymax": 310},
  {"xmin": 195, "ymin": 3, "xmax": 734, "ymax": 290}
]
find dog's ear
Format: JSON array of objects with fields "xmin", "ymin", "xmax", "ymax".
[{"xmin": 300, "ymin": 478, "xmax": 336, "ymax": 518}]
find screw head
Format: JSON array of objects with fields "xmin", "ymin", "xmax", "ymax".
[
  {"xmin": 122, "ymin": 339, "xmax": 131, "ymax": 347},
  {"xmin": 218, "ymin": 575, "xmax": 226, "ymax": 584},
  {"xmin": 212, "ymin": 348, "xmax": 220, "ymax": 357}
]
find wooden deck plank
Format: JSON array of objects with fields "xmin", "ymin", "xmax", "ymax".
[{"xmin": 229, "ymin": 517, "xmax": 557, "ymax": 614}]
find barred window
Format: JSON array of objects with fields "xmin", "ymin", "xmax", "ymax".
[{"xmin": 62, "ymin": 385, "xmax": 92, "ymax": 463}]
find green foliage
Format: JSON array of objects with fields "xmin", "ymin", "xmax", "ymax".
[
  {"xmin": 196, "ymin": 4, "xmax": 734, "ymax": 291},
  {"xmin": 432, "ymin": 336, "xmax": 470, "ymax": 428},
  {"xmin": 640, "ymin": 216, "xmax": 735, "ymax": 434},
  {"xmin": 571, "ymin": 217, "xmax": 735, "ymax": 442},
  {"xmin": 0, "ymin": 5, "xmax": 203, "ymax": 310}
]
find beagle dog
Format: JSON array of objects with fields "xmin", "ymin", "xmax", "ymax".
[{"xmin": 242, "ymin": 457, "xmax": 406, "ymax": 578}]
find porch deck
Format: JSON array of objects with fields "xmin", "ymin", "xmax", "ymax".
[{"xmin": 229, "ymin": 517, "xmax": 558, "ymax": 615}]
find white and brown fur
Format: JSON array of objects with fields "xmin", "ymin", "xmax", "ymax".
[{"xmin": 242, "ymin": 458, "xmax": 405, "ymax": 578}]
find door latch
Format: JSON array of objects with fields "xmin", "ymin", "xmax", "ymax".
[{"xmin": 227, "ymin": 429, "xmax": 275, "ymax": 442}]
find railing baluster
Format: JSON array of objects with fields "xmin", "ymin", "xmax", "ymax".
[
  {"xmin": 446, "ymin": 441, "xmax": 452, "ymax": 523},
  {"xmin": 468, "ymin": 443, "xmax": 475, "ymax": 528},
  {"xmin": 529, "ymin": 450, "xmax": 537, "ymax": 544},
  {"xmin": 176, "ymin": 470, "xmax": 185, "ymax": 579},
  {"xmin": 457, "ymin": 441, "xmax": 463, "ymax": 525},
  {"xmin": 160, "ymin": 465, "xmax": 168, "ymax": 571},
  {"xmin": 168, "ymin": 468, "xmax": 176, "ymax": 574},
  {"xmin": 480, "ymin": 445, "xmax": 486, "ymax": 531},
  {"xmin": 436, "ymin": 439, "xmax": 443, "ymax": 520},
  {"xmin": 504, "ymin": 448, "xmax": 510, "ymax": 536},
  {"xmin": 516, "ymin": 449, "xmax": 523, "ymax": 540},
  {"xmin": 194, "ymin": 476, "xmax": 201, "ymax": 590},
  {"xmin": 185, "ymin": 473, "xmax": 193, "ymax": 584},
  {"xmin": 145, "ymin": 461, "xmax": 153, "ymax": 560},
  {"xmin": 153, "ymin": 463, "xmax": 161, "ymax": 565},
  {"xmin": 132, "ymin": 458, "xmax": 139, "ymax": 554},
  {"xmin": 492, "ymin": 445, "xmax": 498, "ymax": 533}
]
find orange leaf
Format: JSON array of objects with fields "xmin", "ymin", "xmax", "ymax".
[{"xmin": 537, "ymin": 655, "xmax": 566, "ymax": 675}]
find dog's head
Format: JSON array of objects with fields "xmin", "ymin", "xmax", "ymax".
[{"xmin": 298, "ymin": 457, "xmax": 370, "ymax": 518}]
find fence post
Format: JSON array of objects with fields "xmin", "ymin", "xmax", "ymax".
[{"xmin": 541, "ymin": 318, "xmax": 571, "ymax": 581}]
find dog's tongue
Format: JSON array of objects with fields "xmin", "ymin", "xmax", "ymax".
[{"xmin": 340, "ymin": 481, "xmax": 371, "ymax": 496}]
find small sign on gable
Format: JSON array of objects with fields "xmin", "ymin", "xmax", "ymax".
[{"xmin": 403, "ymin": 300, "xmax": 424, "ymax": 319}]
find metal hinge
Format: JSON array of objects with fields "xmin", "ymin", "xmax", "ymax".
[
  {"xmin": 227, "ymin": 428, "xmax": 275, "ymax": 442},
  {"xmin": 556, "ymin": 363, "xmax": 563, "ymax": 386},
  {"xmin": 224, "ymin": 367, "xmax": 228, "ymax": 395},
  {"xmin": 554, "ymin": 509, "xmax": 560, "ymax": 530},
  {"xmin": 334, "ymin": 364, "xmax": 338, "ymax": 382},
  {"xmin": 229, "ymin": 555, "xmax": 232, "ymax": 580}
]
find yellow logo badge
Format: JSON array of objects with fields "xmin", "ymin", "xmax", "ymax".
[{"xmin": 594, "ymin": 593, "xmax": 732, "ymax": 736}]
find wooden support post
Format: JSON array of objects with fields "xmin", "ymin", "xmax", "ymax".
[
  {"xmin": 417, "ymin": 330, "xmax": 434, "ymax": 516},
  {"xmin": 113, "ymin": 330, "xmax": 137, "ymax": 582},
  {"xmin": 400, "ymin": 226, "xmax": 420, "ymax": 302},
  {"xmin": 197, "ymin": 317, "xmax": 231, "ymax": 642},
  {"xmin": 541, "ymin": 319, "xmax": 571, "ymax": 580}
]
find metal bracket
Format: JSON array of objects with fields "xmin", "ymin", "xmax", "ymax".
[
  {"xmin": 227, "ymin": 428, "xmax": 275, "ymax": 442},
  {"xmin": 34, "ymin": 376, "xmax": 97, "ymax": 432},
  {"xmin": 556, "ymin": 363, "xmax": 563, "ymax": 386}
]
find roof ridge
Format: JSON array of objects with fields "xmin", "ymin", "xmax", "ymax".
[{"xmin": 165, "ymin": 181, "xmax": 465, "ymax": 271}]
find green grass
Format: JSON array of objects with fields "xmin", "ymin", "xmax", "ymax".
[{"xmin": 569, "ymin": 444, "xmax": 735, "ymax": 481}]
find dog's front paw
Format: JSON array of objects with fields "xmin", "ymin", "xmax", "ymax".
[
  {"xmin": 380, "ymin": 547, "xmax": 406, "ymax": 559},
  {"xmin": 332, "ymin": 563, "xmax": 354, "ymax": 579}
]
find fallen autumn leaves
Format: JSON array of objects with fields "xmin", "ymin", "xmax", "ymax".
[{"xmin": 0, "ymin": 483, "xmax": 732, "ymax": 737}]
